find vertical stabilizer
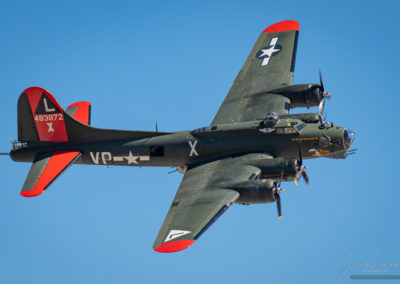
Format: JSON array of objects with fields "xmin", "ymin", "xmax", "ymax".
[{"xmin": 18, "ymin": 87, "xmax": 68, "ymax": 142}]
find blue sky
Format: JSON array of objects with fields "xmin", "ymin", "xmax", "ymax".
[{"xmin": 1, "ymin": 0, "xmax": 399, "ymax": 283}]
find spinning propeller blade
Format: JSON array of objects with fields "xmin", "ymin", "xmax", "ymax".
[
  {"xmin": 296, "ymin": 144, "xmax": 310, "ymax": 185},
  {"xmin": 274, "ymin": 183, "xmax": 283, "ymax": 219},
  {"xmin": 318, "ymin": 70, "xmax": 331, "ymax": 117},
  {"xmin": 276, "ymin": 194, "xmax": 282, "ymax": 219}
]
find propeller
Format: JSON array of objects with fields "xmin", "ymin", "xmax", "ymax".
[
  {"xmin": 318, "ymin": 70, "xmax": 331, "ymax": 117},
  {"xmin": 273, "ymin": 182, "xmax": 284, "ymax": 219},
  {"xmin": 294, "ymin": 143, "xmax": 310, "ymax": 185}
]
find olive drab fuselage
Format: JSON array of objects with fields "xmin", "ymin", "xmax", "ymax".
[{"xmin": 11, "ymin": 117, "xmax": 351, "ymax": 170}]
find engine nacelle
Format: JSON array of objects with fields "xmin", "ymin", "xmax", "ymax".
[
  {"xmin": 252, "ymin": 158, "xmax": 298, "ymax": 181},
  {"xmin": 232, "ymin": 179, "xmax": 276, "ymax": 204},
  {"xmin": 269, "ymin": 84, "xmax": 323, "ymax": 109}
]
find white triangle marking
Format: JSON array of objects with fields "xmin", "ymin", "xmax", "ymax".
[{"xmin": 165, "ymin": 230, "xmax": 191, "ymax": 242}]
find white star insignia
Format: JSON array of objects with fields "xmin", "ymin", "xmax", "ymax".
[
  {"xmin": 124, "ymin": 151, "xmax": 139, "ymax": 164},
  {"xmin": 257, "ymin": 37, "xmax": 281, "ymax": 66}
]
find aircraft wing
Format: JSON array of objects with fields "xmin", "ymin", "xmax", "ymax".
[
  {"xmin": 153, "ymin": 157, "xmax": 263, "ymax": 253},
  {"xmin": 212, "ymin": 20, "xmax": 299, "ymax": 125}
]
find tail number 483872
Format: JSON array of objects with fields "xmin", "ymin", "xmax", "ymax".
[{"xmin": 34, "ymin": 114, "xmax": 63, "ymax": 122}]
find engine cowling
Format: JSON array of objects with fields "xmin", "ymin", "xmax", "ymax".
[
  {"xmin": 269, "ymin": 84, "xmax": 323, "ymax": 109},
  {"xmin": 232, "ymin": 179, "xmax": 276, "ymax": 204},
  {"xmin": 252, "ymin": 158, "xmax": 298, "ymax": 181}
]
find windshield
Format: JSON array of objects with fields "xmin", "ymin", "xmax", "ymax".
[{"xmin": 294, "ymin": 123, "xmax": 306, "ymax": 132}]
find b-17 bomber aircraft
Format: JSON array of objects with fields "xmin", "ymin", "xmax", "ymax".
[{"xmin": 9, "ymin": 20, "xmax": 355, "ymax": 253}]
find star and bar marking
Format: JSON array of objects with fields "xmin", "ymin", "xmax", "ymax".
[
  {"xmin": 256, "ymin": 37, "xmax": 282, "ymax": 66},
  {"xmin": 89, "ymin": 151, "xmax": 151, "ymax": 165}
]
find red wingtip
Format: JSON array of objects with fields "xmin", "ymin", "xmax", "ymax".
[
  {"xmin": 263, "ymin": 20, "xmax": 299, "ymax": 33},
  {"xmin": 20, "ymin": 189, "xmax": 44, "ymax": 197},
  {"xmin": 153, "ymin": 240, "xmax": 195, "ymax": 253}
]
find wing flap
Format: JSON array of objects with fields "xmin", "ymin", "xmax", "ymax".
[{"xmin": 20, "ymin": 150, "xmax": 81, "ymax": 197}]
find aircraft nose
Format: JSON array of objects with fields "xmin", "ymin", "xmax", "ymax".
[{"xmin": 343, "ymin": 129, "xmax": 356, "ymax": 149}]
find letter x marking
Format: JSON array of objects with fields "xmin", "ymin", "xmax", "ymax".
[
  {"xmin": 47, "ymin": 122, "xmax": 55, "ymax": 132},
  {"xmin": 188, "ymin": 140, "xmax": 198, "ymax": 156}
]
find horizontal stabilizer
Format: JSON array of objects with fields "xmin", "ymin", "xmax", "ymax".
[
  {"xmin": 65, "ymin": 101, "xmax": 91, "ymax": 125},
  {"xmin": 21, "ymin": 150, "xmax": 81, "ymax": 197}
]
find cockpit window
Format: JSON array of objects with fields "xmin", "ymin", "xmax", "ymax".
[{"xmin": 294, "ymin": 123, "xmax": 306, "ymax": 132}]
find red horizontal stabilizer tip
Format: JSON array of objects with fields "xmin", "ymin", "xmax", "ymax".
[
  {"xmin": 20, "ymin": 189, "xmax": 44, "ymax": 197},
  {"xmin": 153, "ymin": 240, "xmax": 195, "ymax": 253},
  {"xmin": 68, "ymin": 101, "xmax": 91, "ymax": 125},
  {"xmin": 263, "ymin": 20, "xmax": 299, "ymax": 33},
  {"xmin": 20, "ymin": 150, "xmax": 80, "ymax": 197}
]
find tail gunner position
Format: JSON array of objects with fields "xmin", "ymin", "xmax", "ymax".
[{"xmin": 9, "ymin": 20, "xmax": 355, "ymax": 253}]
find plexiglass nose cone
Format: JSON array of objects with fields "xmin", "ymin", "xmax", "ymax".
[{"xmin": 344, "ymin": 129, "xmax": 356, "ymax": 149}]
